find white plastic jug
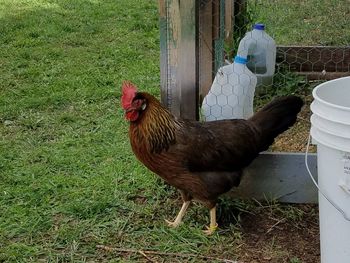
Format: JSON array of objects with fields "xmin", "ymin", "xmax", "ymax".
[
  {"xmin": 237, "ymin": 23, "xmax": 276, "ymax": 90},
  {"xmin": 201, "ymin": 56, "xmax": 257, "ymax": 121}
]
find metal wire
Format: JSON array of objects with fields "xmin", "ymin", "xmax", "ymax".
[{"xmin": 305, "ymin": 134, "xmax": 350, "ymax": 221}]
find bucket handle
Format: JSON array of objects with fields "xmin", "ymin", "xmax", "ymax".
[{"xmin": 305, "ymin": 134, "xmax": 350, "ymax": 221}]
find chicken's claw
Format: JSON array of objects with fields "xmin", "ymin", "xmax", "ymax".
[
  {"xmin": 203, "ymin": 223, "xmax": 218, "ymax": 235},
  {"xmin": 164, "ymin": 201, "xmax": 190, "ymax": 228},
  {"xmin": 165, "ymin": 219, "xmax": 181, "ymax": 228}
]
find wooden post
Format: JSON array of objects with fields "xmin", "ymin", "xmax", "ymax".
[
  {"xmin": 158, "ymin": 1, "xmax": 321, "ymax": 204},
  {"xmin": 213, "ymin": 0, "xmax": 225, "ymax": 74},
  {"xmin": 159, "ymin": 0, "xmax": 168, "ymax": 108},
  {"xmin": 159, "ymin": 0, "xmax": 198, "ymax": 120},
  {"xmin": 198, "ymin": 0, "xmax": 226, "ymax": 103},
  {"xmin": 159, "ymin": 0, "xmax": 231, "ymax": 118},
  {"xmin": 178, "ymin": 0, "xmax": 197, "ymax": 120},
  {"xmin": 225, "ymin": 0, "xmax": 234, "ymax": 46},
  {"xmin": 198, "ymin": 0, "xmax": 214, "ymax": 103}
]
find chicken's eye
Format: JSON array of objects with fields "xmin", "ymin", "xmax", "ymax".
[{"xmin": 141, "ymin": 102, "xmax": 147, "ymax": 111}]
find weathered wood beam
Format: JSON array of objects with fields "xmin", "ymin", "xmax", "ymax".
[
  {"xmin": 178, "ymin": 0, "xmax": 197, "ymax": 120},
  {"xmin": 198, "ymin": 0, "xmax": 214, "ymax": 103},
  {"xmin": 224, "ymin": 0, "xmax": 233, "ymax": 44},
  {"xmin": 159, "ymin": 0, "xmax": 168, "ymax": 107},
  {"xmin": 299, "ymin": 71, "xmax": 350, "ymax": 81},
  {"xmin": 159, "ymin": 0, "xmax": 198, "ymax": 120}
]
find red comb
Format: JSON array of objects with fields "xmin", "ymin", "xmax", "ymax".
[{"xmin": 121, "ymin": 81, "xmax": 137, "ymax": 110}]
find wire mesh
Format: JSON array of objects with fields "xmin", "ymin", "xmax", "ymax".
[{"xmin": 198, "ymin": 0, "xmax": 350, "ymax": 121}]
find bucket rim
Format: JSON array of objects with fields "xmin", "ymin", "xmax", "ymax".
[
  {"xmin": 312, "ymin": 76, "xmax": 350, "ymax": 112},
  {"xmin": 311, "ymin": 127, "xmax": 350, "ymax": 153},
  {"xmin": 310, "ymin": 102, "xmax": 350, "ymax": 126},
  {"xmin": 311, "ymin": 115, "xmax": 350, "ymax": 139}
]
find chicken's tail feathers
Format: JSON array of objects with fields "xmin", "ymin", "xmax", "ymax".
[{"xmin": 249, "ymin": 95, "xmax": 304, "ymax": 151}]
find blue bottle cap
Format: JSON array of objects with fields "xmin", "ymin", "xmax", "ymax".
[
  {"xmin": 234, "ymin": 56, "xmax": 248, "ymax": 64},
  {"xmin": 253, "ymin": 23, "xmax": 265, "ymax": 30}
]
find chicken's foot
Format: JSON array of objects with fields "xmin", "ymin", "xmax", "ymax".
[
  {"xmin": 165, "ymin": 201, "xmax": 190, "ymax": 228},
  {"xmin": 203, "ymin": 206, "xmax": 218, "ymax": 235}
]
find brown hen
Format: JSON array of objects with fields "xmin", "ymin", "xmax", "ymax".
[{"xmin": 121, "ymin": 81, "xmax": 303, "ymax": 234}]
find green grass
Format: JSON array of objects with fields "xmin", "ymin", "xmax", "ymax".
[
  {"xmin": 0, "ymin": 0, "xmax": 165, "ymax": 261},
  {"xmin": 0, "ymin": 1, "xmax": 324, "ymax": 262},
  {"xmin": 0, "ymin": 1, "xmax": 247, "ymax": 262},
  {"xmin": 249, "ymin": 0, "xmax": 350, "ymax": 45}
]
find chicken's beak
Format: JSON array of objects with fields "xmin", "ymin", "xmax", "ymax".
[{"xmin": 124, "ymin": 107, "xmax": 139, "ymax": 122}]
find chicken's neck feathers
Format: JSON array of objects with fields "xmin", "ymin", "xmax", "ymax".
[{"xmin": 130, "ymin": 95, "xmax": 182, "ymax": 154}]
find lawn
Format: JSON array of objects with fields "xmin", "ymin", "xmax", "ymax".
[
  {"xmin": 0, "ymin": 0, "xmax": 163, "ymax": 261},
  {"xmin": 250, "ymin": 0, "xmax": 350, "ymax": 46},
  {"xmin": 1, "ymin": 0, "xmax": 343, "ymax": 262}
]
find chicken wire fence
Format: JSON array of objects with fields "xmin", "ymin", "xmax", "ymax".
[
  {"xmin": 159, "ymin": 0, "xmax": 350, "ymax": 120},
  {"xmin": 200, "ymin": 0, "xmax": 349, "ymax": 121}
]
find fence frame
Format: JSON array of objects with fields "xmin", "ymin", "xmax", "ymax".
[{"xmin": 158, "ymin": 0, "xmax": 349, "ymax": 203}]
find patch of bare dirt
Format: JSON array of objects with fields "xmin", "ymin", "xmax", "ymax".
[{"xmin": 238, "ymin": 204, "xmax": 320, "ymax": 263}]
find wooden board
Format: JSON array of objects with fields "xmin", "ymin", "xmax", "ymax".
[
  {"xmin": 230, "ymin": 152, "xmax": 318, "ymax": 203},
  {"xmin": 213, "ymin": 0, "xmax": 225, "ymax": 74},
  {"xmin": 159, "ymin": 0, "xmax": 198, "ymax": 120},
  {"xmin": 224, "ymin": 0, "xmax": 233, "ymax": 44},
  {"xmin": 158, "ymin": 0, "xmax": 168, "ymax": 108},
  {"xmin": 198, "ymin": 0, "xmax": 226, "ymax": 102},
  {"xmin": 177, "ymin": 0, "xmax": 198, "ymax": 120},
  {"xmin": 198, "ymin": 0, "xmax": 214, "ymax": 102},
  {"xmin": 299, "ymin": 71, "xmax": 350, "ymax": 81}
]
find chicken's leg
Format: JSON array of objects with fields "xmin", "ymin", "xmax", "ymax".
[
  {"xmin": 203, "ymin": 206, "xmax": 218, "ymax": 235},
  {"xmin": 165, "ymin": 201, "xmax": 190, "ymax": 228}
]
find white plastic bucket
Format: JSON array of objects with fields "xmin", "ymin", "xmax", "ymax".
[{"xmin": 310, "ymin": 76, "xmax": 350, "ymax": 263}]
